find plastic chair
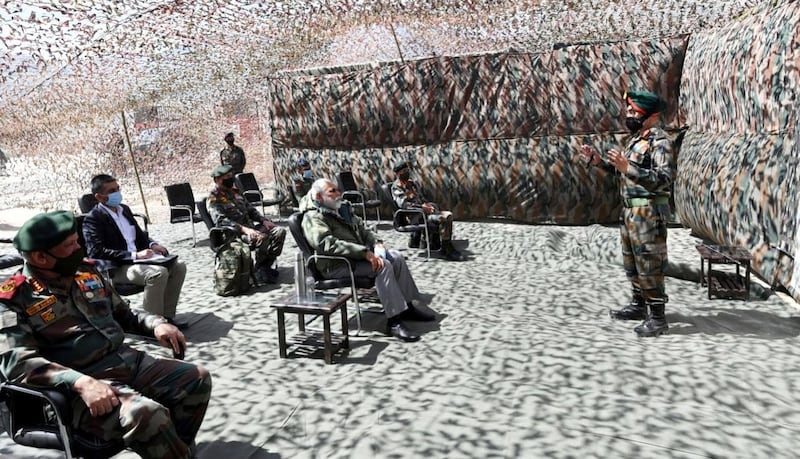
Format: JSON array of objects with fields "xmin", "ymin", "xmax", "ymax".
[
  {"xmin": 77, "ymin": 193, "xmax": 149, "ymax": 233},
  {"xmin": 0, "ymin": 381, "xmax": 125, "ymax": 459},
  {"xmin": 163, "ymin": 183, "xmax": 203, "ymax": 246},
  {"xmin": 234, "ymin": 173, "xmax": 286, "ymax": 219},
  {"xmin": 379, "ymin": 183, "xmax": 433, "ymax": 260},
  {"xmin": 196, "ymin": 197, "xmax": 239, "ymax": 252},
  {"xmin": 75, "ymin": 215, "xmax": 145, "ymax": 297},
  {"xmin": 287, "ymin": 212, "xmax": 379, "ymax": 335},
  {"xmin": 336, "ymin": 171, "xmax": 381, "ymax": 224}
]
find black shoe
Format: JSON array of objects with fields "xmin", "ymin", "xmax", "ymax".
[
  {"xmin": 609, "ymin": 303, "xmax": 646, "ymax": 321},
  {"xmin": 403, "ymin": 303, "xmax": 436, "ymax": 322},
  {"xmin": 387, "ymin": 320, "xmax": 420, "ymax": 342},
  {"xmin": 167, "ymin": 317, "xmax": 190, "ymax": 330},
  {"xmin": 634, "ymin": 318, "xmax": 669, "ymax": 337}
]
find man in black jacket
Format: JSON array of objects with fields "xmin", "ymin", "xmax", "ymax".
[{"xmin": 82, "ymin": 174, "xmax": 188, "ymax": 328}]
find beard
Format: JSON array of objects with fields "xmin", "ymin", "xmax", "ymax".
[{"xmin": 321, "ymin": 195, "xmax": 342, "ymax": 210}]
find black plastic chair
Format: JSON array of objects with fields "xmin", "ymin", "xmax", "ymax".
[
  {"xmin": 379, "ymin": 183, "xmax": 433, "ymax": 260},
  {"xmin": 234, "ymin": 173, "xmax": 286, "ymax": 219},
  {"xmin": 78, "ymin": 193, "xmax": 149, "ymax": 233},
  {"xmin": 163, "ymin": 183, "xmax": 203, "ymax": 246},
  {"xmin": 0, "ymin": 238, "xmax": 23, "ymax": 271},
  {"xmin": 0, "ymin": 381, "xmax": 125, "ymax": 459},
  {"xmin": 337, "ymin": 171, "xmax": 381, "ymax": 224},
  {"xmin": 287, "ymin": 212, "xmax": 378, "ymax": 334},
  {"xmin": 196, "ymin": 197, "xmax": 239, "ymax": 252}
]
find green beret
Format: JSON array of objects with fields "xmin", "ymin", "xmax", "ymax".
[
  {"xmin": 393, "ymin": 161, "xmax": 410, "ymax": 173},
  {"xmin": 13, "ymin": 211, "xmax": 76, "ymax": 252},
  {"xmin": 626, "ymin": 90, "xmax": 667, "ymax": 114},
  {"xmin": 211, "ymin": 164, "xmax": 233, "ymax": 178}
]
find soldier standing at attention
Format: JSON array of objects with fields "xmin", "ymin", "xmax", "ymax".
[
  {"xmin": 579, "ymin": 90, "xmax": 673, "ymax": 337},
  {"xmin": 0, "ymin": 211, "xmax": 211, "ymax": 458},
  {"xmin": 219, "ymin": 132, "xmax": 246, "ymax": 175}
]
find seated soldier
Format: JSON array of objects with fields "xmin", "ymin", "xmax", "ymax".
[
  {"xmin": 391, "ymin": 161, "xmax": 463, "ymax": 261},
  {"xmin": 300, "ymin": 178, "xmax": 434, "ymax": 342},
  {"xmin": 207, "ymin": 165, "xmax": 287, "ymax": 284},
  {"xmin": 83, "ymin": 174, "xmax": 188, "ymax": 329},
  {"xmin": 0, "ymin": 211, "xmax": 211, "ymax": 459},
  {"xmin": 290, "ymin": 157, "xmax": 315, "ymax": 203}
]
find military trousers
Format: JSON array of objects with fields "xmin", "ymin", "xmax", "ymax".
[
  {"xmin": 325, "ymin": 249, "xmax": 420, "ymax": 318},
  {"xmin": 620, "ymin": 205, "xmax": 669, "ymax": 305},
  {"xmin": 74, "ymin": 346, "xmax": 212, "ymax": 459},
  {"xmin": 112, "ymin": 260, "xmax": 187, "ymax": 319},
  {"xmin": 250, "ymin": 226, "xmax": 287, "ymax": 269}
]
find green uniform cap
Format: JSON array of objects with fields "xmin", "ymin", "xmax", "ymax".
[
  {"xmin": 393, "ymin": 161, "xmax": 410, "ymax": 173},
  {"xmin": 211, "ymin": 164, "xmax": 233, "ymax": 178},
  {"xmin": 13, "ymin": 210, "xmax": 77, "ymax": 252},
  {"xmin": 625, "ymin": 90, "xmax": 667, "ymax": 114}
]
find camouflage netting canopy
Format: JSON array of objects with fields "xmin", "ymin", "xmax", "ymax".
[{"xmin": 1, "ymin": 0, "xmax": 798, "ymax": 301}]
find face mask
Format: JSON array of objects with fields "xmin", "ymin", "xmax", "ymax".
[
  {"xmin": 221, "ymin": 177, "xmax": 236, "ymax": 188},
  {"xmin": 302, "ymin": 169, "xmax": 313, "ymax": 179},
  {"xmin": 625, "ymin": 116, "xmax": 644, "ymax": 133},
  {"xmin": 45, "ymin": 247, "xmax": 85, "ymax": 276},
  {"xmin": 398, "ymin": 171, "xmax": 411, "ymax": 181},
  {"xmin": 106, "ymin": 191, "xmax": 122, "ymax": 207}
]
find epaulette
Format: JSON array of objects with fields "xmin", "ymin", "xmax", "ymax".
[{"xmin": 0, "ymin": 274, "xmax": 26, "ymax": 300}]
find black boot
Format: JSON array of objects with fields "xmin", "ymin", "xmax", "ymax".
[
  {"xmin": 408, "ymin": 231, "xmax": 422, "ymax": 249},
  {"xmin": 609, "ymin": 294, "xmax": 646, "ymax": 321},
  {"xmin": 441, "ymin": 240, "xmax": 463, "ymax": 261},
  {"xmin": 634, "ymin": 303, "xmax": 669, "ymax": 337}
]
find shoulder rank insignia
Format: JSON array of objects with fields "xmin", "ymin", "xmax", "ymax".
[{"xmin": 0, "ymin": 274, "xmax": 26, "ymax": 300}]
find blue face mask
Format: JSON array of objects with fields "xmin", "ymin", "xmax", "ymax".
[
  {"xmin": 302, "ymin": 169, "xmax": 313, "ymax": 179},
  {"xmin": 106, "ymin": 191, "xmax": 122, "ymax": 207}
]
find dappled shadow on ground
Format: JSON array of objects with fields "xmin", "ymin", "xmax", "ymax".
[{"xmin": 196, "ymin": 440, "xmax": 281, "ymax": 459}]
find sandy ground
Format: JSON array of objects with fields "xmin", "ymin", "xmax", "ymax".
[{"xmin": 0, "ymin": 209, "xmax": 799, "ymax": 458}]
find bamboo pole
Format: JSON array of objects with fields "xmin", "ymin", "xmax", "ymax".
[{"xmin": 120, "ymin": 110, "xmax": 150, "ymax": 222}]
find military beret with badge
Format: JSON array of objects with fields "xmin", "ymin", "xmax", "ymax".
[
  {"xmin": 12, "ymin": 210, "xmax": 76, "ymax": 252},
  {"xmin": 211, "ymin": 164, "xmax": 233, "ymax": 178}
]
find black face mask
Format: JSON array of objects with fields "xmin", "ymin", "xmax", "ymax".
[
  {"xmin": 625, "ymin": 116, "xmax": 644, "ymax": 133},
  {"xmin": 221, "ymin": 177, "xmax": 236, "ymax": 188},
  {"xmin": 398, "ymin": 171, "xmax": 411, "ymax": 181},
  {"xmin": 45, "ymin": 247, "xmax": 85, "ymax": 276}
]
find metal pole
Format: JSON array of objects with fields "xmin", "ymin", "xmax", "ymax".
[
  {"xmin": 120, "ymin": 110, "xmax": 150, "ymax": 222},
  {"xmin": 389, "ymin": 23, "xmax": 405, "ymax": 64}
]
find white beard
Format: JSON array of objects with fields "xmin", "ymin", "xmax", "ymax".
[{"xmin": 322, "ymin": 195, "xmax": 342, "ymax": 210}]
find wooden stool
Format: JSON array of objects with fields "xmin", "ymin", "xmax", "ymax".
[
  {"xmin": 271, "ymin": 293, "xmax": 351, "ymax": 364},
  {"xmin": 695, "ymin": 244, "xmax": 751, "ymax": 300}
]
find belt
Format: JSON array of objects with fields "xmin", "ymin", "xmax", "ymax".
[{"xmin": 624, "ymin": 196, "xmax": 669, "ymax": 208}]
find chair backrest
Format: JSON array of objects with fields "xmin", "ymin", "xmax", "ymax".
[
  {"xmin": 196, "ymin": 197, "xmax": 215, "ymax": 230},
  {"xmin": 379, "ymin": 183, "xmax": 398, "ymax": 211},
  {"xmin": 287, "ymin": 212, "xmax": 324, "ymax": 279},
  {"xmin": 337, "ymin": 171, "xmax": 358, "ymax": 193},
  {"xmin": 77, "ymin": 193, "xmax": 98, "ymax": 214},
  {"xmin": 163, "ymin": 183, "xmax": 197, "ymax": 223},
  {"xmin": 234, "ymin": 173, "xmax": 261, "ymax": 204}
]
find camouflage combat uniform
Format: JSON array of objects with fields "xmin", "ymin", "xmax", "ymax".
[
  {"xmin": 207, "ymin": 186, "xmax": 286, "ymax": 270},
  {"xmin": 219, "ymin": 144, "xmax": 246, "ymax": 175},
  {"xmin": 0, "ymin": 261, "xmax": 212, "ymax": 459},
  {"xmin": 391, "ymin": 179, "xmax": 455, "ymax": 243},
  {"xmin": 600, "ymin": 127, "xmax": 673, "ymax": 310},
  {"xmin": 290, "ymin": 172, "xmax": 314, "ymax": 203}
]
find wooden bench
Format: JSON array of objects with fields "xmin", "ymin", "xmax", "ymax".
[
  {"xmin": 270, "ymin": 293, "xmax": 351, "ymax": 364},
  {"xmin": 695, "ymin": 244, "xmax": 751, "ymax": 301}
]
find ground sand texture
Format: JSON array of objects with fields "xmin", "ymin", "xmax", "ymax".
[{"xmin": 0, "ymin": 210, "xmax": 798, "ymax": 459}]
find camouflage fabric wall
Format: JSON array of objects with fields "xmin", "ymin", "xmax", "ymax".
[
  {"xmin": 269, "ymin": 35, "xmax": 688, "ymax": 223},
  {"xmin": 677, "ymin": 1, "xmax": 799, "ymax": 301}
]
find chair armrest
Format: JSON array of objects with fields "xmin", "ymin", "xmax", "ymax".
[
  {"xmin": 0, "ymin": 382, "xmax": 73, "ymax": 449},
  {"xmin": 132, "ymin": 213, "xmax": 149, "ymax": 232},
  {"xmin": 242, "ymin": 190, "xmax": 263, "ymax": 201},
  {"xmin": 210, "ymin": 226, "xmax": 239, "ymax": 252},
  {"xmin": 307, "ymin": 254, "xmax": 357, "ymax": 290},
  {"xmin": 259, "ymin": 186, "xmax": 286, "ymax": 206},
  {"xmin": 393, "ymin": 208, "xmax": 430, "ymax": 231}
]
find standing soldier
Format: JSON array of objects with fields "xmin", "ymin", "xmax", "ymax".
[
  {"xmin": 219, "ymin": 132, "xmax": 246, "ymax": 175},
  {"xmin": 579, "ymin": 90, "xmax": 673, "ymax": 337},
  {"xmin": 0, "ymin": 211, "xmax": 212, "ymax": 458},
  {"xmin": 290, "ymin": 157, "xmax": 315, "ymax": 203}
]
